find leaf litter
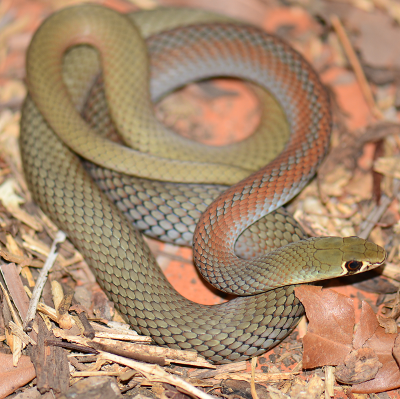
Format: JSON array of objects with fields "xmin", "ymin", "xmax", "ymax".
[{"xmin": 0, "ymin": 0, "xmax": 400, "ymax": 398}]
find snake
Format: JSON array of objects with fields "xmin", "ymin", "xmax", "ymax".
[{"xmin": 19, "ymin": 4, "xmax": 386, "ymax": 364}]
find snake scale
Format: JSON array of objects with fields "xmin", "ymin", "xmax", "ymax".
[{"xmin": 19, "ymin": 4, "xmax": 386, "ymax": 364}]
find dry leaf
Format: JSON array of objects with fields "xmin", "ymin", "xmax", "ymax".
[
  {"xmin": 361, "ymin": 326, "xmax": 397, "ymax": 364},
  {"xmin": 296, "ymin": 287, "xmax": 400, "ymax": 393},
  {"xmin": 0, "ymin": 353, "xmax": 36, "ymax": 399},
  {"xmin": 347, "ymin": 8, "xmax": 400, "ymax": 69},
  {"xmin": 393, "ymin": 334, "xmax": 400, "ymax": 366},
  {"xmin": 335, "ymin": 347, "xmax": 382, "ymax": 384},
  {"xmin": 353, "ymin": 301, "xmax": 379, "ymax": 349},
  {"xmin": 295, "ymin": 286, "xmax": 354, "ymax": 368},
  {"xmin": 351, "ymin": 356, "xmax": 400, "ymax": 393}
]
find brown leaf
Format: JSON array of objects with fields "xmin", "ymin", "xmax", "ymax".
[
  {"xmin": 295, "ymin": 286, "xmax": 355, "ymax": 343},
  {"xmin": 364, "ymin": 327, "xmax": 397, "ymax": 364},
  {"xmin": 352, "ymin": 321, "xmax": 400, "ymax": 392},
  {"xmin": 296, "ymin": 287, "xmax": 400, "ymax": 392},
  {"xmin": 302, "ymin": 333, "xmax": 353, "ymax": 369},
  {"xmin": 393, "ymin": 334, "xmax": 400, "ymax": 366},
  {"xmin": 347, "ymin": 8, "xmax": 400, "ymax": 69},
  {"xmin": 353, "ymin": 301, "xmax": 379, "ymax": 349},
  {"xmin": 335, "ymin": 347, "xmax": 382, "ymax": 384},
  {"xmin": 0, "ymin": 353, "xmax": 36, "ymax": 399},
  {"xmin": 351, "ymin": 359, "xmax": 400, "ymax": 393},
  {"xmin": 295, "ymin": 286, "xmax": 354, "ymax": 368}
]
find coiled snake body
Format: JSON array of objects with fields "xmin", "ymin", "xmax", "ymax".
[{"xmin": 19, "ymin": 5, "xmax": 386, "ymax": 364}]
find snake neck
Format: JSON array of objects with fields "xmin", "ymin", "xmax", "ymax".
[
  {"xmin": 194, "ymin": 231, "xmax": 386, "ymax": 296},
  {"xmin": 193, "ymin": 144, "xmax": 326, "ymax": 295}
]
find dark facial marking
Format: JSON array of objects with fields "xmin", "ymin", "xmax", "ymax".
[{"xmin": 344, "ymin": 260, "xmax": 363, "ymax": 274}]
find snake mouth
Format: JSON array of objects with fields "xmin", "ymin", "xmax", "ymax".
[
  {"xmin": 372, "ymin": 247, "xmax": 388, "ymax": 268},
  {"xmin": 372, "ymin": 256, "xmax": 387, "ymax": 269}
]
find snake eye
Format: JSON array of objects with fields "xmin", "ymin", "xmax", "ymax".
[{"xmin": 344, "ymin": 260, "xmax": 363, "ymax": 273}]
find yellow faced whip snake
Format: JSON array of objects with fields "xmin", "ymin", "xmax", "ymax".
[{"xmin": 19, "ymin": 4, "xmax": 386, "ymax": 364}]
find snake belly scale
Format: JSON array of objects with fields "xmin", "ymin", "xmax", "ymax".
[{"xmin": 19, "ymin": 4, "xmax": 386, "ymax": 364}]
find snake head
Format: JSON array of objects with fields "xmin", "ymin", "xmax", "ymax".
[
  {"xmin": 313, "ymin": 236, "xmax": 387, "ymax": 277},
  {"xmin": 340, "ymin": 236, "xmax": 387, "ymax": 275}
]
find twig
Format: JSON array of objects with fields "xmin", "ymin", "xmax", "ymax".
[
  {"xmin": 214, "ymin": 371, "xmax": 297, "ymax": 382},
  {"xmin": 56, "ymin": 287, "xmax": 74, "ymax": 330},
  {"xmin": 0, "ymin": 280, "xmax": 22, "ymax": 326},
  {"xmin": 99, "ymin": 352, "xmax": 217, "ymax": 399},
  {"xmin": 71, "ymin": 370, "xmax": 127, "ymax": 377},
  {"xmin": 75, "ymin": 310, "xmax": 96, "ymax": 339},
  {"xmin": 0, "ymin": 279, "xmax": 26, "ymax": 365},
  {"xmin": 88, "ymin": 331, "xmax": 151, "ymax": 342},
  {"xmin": 250, "ymin": 357, "xmax": 259, "ymax": 399},
  {"xmin": 23, "ymin": 231, "xmax": 66, "ymax": 331},
  {"xmin": 330, "ymin": 15, "xmax": 384, "ymax": 120},
  {"xmin": 45, "ymin": 339, "xmax": 99, "ymax": 354},
  {"xmin": 324, "ymin": 366, "xmax": 335, "ymax": 397},
  {"xmin": 69, "ymin": 356, "xmax": 89, "ymax": 372},
  {"xmin": 9, "ymin": 321, "xmax": 36, "ymax": 346},
  {"xmin": 52, "ymin": 328, "xmax": 214, "ymax": 367},
  {"xmin": 88, "ymin": 341, "xmax": 167, "ymax": 366},
  {"xmin": 189, "ymin": 361, "xmax": 246, "ymax": 379},
  {"xmin": 358, "ymin": 179, "xmax": 400, "ymax": 238}
]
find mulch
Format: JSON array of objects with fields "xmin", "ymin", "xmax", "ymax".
[{"xmin": 0, "ymin": 0, "xmax": 400, "ymax": 398}]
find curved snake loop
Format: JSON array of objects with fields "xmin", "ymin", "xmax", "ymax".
[{"xmin": 19, "ymin": 5, "xmax": 386, "ymax": 364}]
